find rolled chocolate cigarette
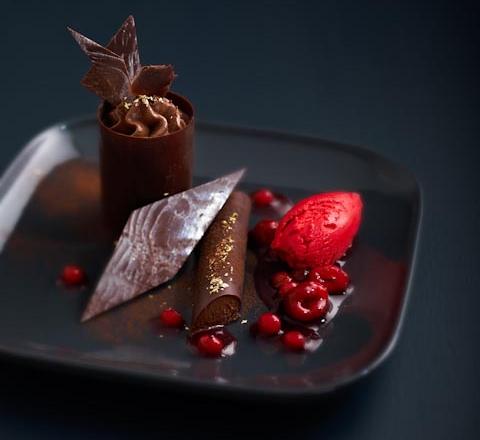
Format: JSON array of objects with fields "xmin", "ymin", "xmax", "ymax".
[{"xmin": 191, "ymin": 191, "xmax": 251, "ymax": 332}]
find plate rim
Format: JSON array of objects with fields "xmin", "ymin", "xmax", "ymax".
[{"xmin": 0, "ymin": 116, "xmax": 423, "ymax": 398}]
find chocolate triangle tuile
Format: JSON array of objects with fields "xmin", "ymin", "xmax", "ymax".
[
  {"xmin": 102, "ymin": 15, "xmax": 141, "ymax": 79},
  {"xmin": 69, "ymin": 16, "xmax": 177, "ymax": 104},
  {"xmin": 81, "ymin": 169, "xmax": 245, "ymax": 322},
  {"xmin": 130, "ymin": 65, "xmax": 175, "ymax": 97},
  {"xmin": 68, "ymin": 27, "xmax": 130, "ymax": 105}
]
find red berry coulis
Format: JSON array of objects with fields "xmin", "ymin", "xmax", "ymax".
[
  {"xmin": 283, "ymin": 281, "xmax": 329, "ymax": 322},
  {"xmin": 159, "ymin": 308, "xmax": 184, "ymax": 328},
  {"xmin": 60, "ymin": 265, "xmax": 86, "ymax": 286},
  {"xmin": 308, "ymin": 265, "xmax": 349, "ymax": 294}
]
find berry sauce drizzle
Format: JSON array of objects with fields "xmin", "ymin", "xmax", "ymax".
[
  {"xmin": 253, "ymin": 255, "xmax": 352, "ymax": 352},
  {"xmin": 189, "ymin": 327, "xmax": 237, "ymax": 358}
]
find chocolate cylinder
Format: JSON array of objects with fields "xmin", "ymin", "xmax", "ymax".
[
  {"xmin": 98, "ymin": 92, "xmax": 194, "ymax": 237},
  {"xmin": 191, "ymin": 191, "xmax": 252, "ymax": 333}
]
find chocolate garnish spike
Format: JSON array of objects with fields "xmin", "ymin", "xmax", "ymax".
[
  {"xmin": 68, "ymin": 26, "xmax": 131, "ymax": 105},
  {"xmin": 191, "ymin": 191, "xmax": 252, "ymax": 333},
  {"xmin": 103, "ymin": 15, "xmax": 141, "ymax": 79},
  {"xmin": 130, "ymin": 65, "xmax": 175, "ymax": 97},
  {"xmin": 81, "ymin": 169, "xmax": 245, "ymax": 322}
]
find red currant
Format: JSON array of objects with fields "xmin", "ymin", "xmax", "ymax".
[
  {"xmin": 284, "ymin": 281, "xmax": 329, "ymax": 322},
  {"xmin": 283, "ymin": 331, "xmax": 305, "ymax": 351},
  {"xmin": 250, "ymin": 219, "xmax": 278, "ymax": 247},
  {"xmin": 308, "ymin": 265, "xmax": 349, "ymax": 294},
  {"xmin": 159, "ymin": 308, "xmax": 184, "ymax": 328},
  {"xmin": 197, "ymin": 334, "xmax": 224, "ymax": 357},
  {"xmin": 257, "ymin": 312, "xmax": 282, "ymax": 336},
  {"xmin": 251, "ymin": 188, "xmax": 274, "ymax": 207},
  {"xmin": 270, "ymin": 271, "xmax": 297, "ymax": 297},
  {"xmin": 60, "ymin": 265, "xmax": 86, "ymax": 286},
  {"xmin": 270, "ymin": 271, "xmax": 293, "ymax": 289},
  {"xmin": 278, "ymin": 281, "xmax": 298, "ymax": 297}
]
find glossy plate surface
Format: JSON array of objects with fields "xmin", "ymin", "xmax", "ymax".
[{"xmin": 0, "ymin": 118, "xmax": 421, "ymax": 397}]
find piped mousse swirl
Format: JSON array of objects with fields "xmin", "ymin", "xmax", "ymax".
[{"xmin": 105, "ymin": 95, "xmax": 187, "ymax": 137}]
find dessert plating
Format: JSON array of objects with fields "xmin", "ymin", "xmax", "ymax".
[{"xmin": 66, "ymin": 16, "xmax": 364, "ymax": 359}]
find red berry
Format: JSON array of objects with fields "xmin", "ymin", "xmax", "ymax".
[
  {"xmin": 283, "ymin": 331, "xmax": 305, "ymax": 351},
  {"xmin": 284, "ymin": 281, "xmax": 329, "ymax": 322},
  {"xmin": 270, "ymin": 271, "xmax": 297, "ymax": 297},
  {"xmin": 159, "ymin": 308, "xmax": 184, "ymax": 328},
  {"xmin": 270, "ymin": 271, "xmax": 293, "ymax": 288},
  {"xmin": 257, "ymin": 312, "xmax": 282, "ymax": 336},
  {"xmin": 251, "ymin": 188, "xmax": 274, "ymax": 207},
  {"xmin": 250, "ymin": 219, "xmax": 278, "ymax": 247},
  {"xmin": 60, "ymin": 265, "xmax": 86, "ymax": 286},
  {"xmin": 197, "ymin": 334, "xmax": 224, "ymax": 357},
  {"xmin": 308, "ymin": 265, "xmax": 349, "ymax": 294},
  {"xmin": 278, "ymin": 281, "xmax": 298, "ymax": 297}
]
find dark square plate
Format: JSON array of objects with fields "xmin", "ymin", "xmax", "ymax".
[{"xmin": 0, "ymin": 118, "xmax": 421, "ymax": 398}]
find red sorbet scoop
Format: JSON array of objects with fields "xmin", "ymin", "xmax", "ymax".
[{"xmin": 271, "ymin": 192, "xmax": 363, "ymax": 269}]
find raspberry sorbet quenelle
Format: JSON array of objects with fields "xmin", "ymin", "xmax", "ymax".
[{"xmin": 271, "ymin": 192, "xmax": 363, "ymax": 269}]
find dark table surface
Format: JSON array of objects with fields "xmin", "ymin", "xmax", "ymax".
[{"xmin": 0, "ymin": 1, "xmax": 478, "ymax": 438}]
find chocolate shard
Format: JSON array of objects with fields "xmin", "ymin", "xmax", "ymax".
[
  {"xmin": 191, "ymin": 191, "xmax": 252, "ymax": 333},
  {"xmin": 82, "ymin": 169, "xmax": 245, "ymax": 322},
  {"xmin": 130, "ymin": 65, "xmax": 175, "ymax": 97},
  {"xmin": 68, "ymin": 27, "xmax": 130, "ymax": 105},
  {"xmin": 103, "ymin": 15, "xmax": 141, "ymax": 79}
]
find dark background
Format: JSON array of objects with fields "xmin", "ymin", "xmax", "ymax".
[{"xmin": 0, "ymin": 0, "xmax": 479, "ymax": 438}]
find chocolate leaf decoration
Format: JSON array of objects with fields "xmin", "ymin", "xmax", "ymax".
[
  {"xmin": 130, "ymin": 65, "xmax": 175, "ymax": 97},
  {"xmin": 98, "ymin": 15, "xmax": 141, "ymax": 80},
  {"xmin": 68, "ymin": 27, "xmax": 130, "ymax": 105}
]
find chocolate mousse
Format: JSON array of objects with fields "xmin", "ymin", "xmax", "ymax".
[
  {"xmin": 81, "ymin": 170, "xmax": 245, "ymax": 322},
  {"xmin": 69, "ymin": 16, "xmax": 194, "ymax": 236},
  {"xmin": 191, "ymin": 191, "xmax": 251, "ymax": 333}
]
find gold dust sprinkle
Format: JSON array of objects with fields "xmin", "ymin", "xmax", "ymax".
[
  {"xmin": 241, "ymin": 319, "xmax": 248, "ymax": 324},
  {"xmin": 209, "ymin": 277, "xmax": 230, "ymax": 294},
  {"xmin": 206, "ymin": 211, "xmax": 240, "ymax": 295}
]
